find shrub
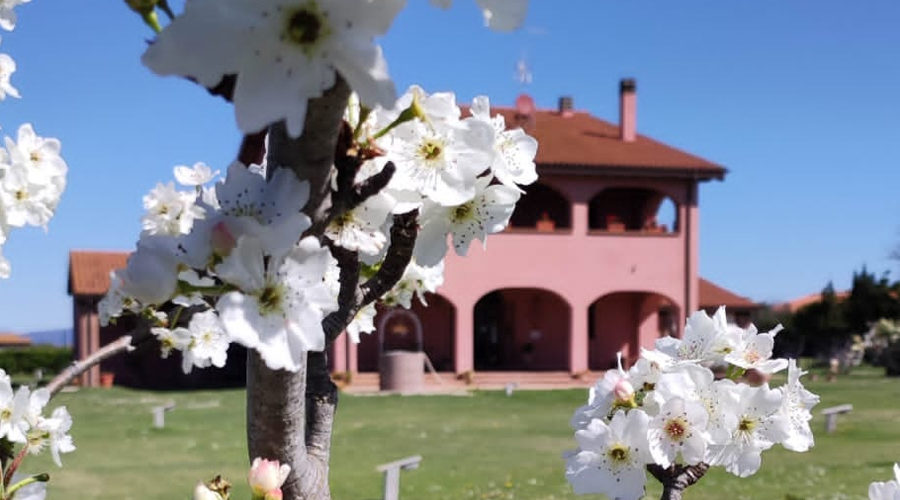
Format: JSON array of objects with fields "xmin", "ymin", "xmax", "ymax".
[{"xmin": 0, "ymin": 346, "xmax": 73, "ymax": 376}]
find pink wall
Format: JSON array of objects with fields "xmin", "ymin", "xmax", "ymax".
[{"xmin": 439, "ymin": 174, "xmax": 695, "ymax": 374}]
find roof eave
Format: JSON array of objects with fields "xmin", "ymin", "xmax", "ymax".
[{"xmin": 537, "ymin": 163, "xmax": 727, "ymax": 182}]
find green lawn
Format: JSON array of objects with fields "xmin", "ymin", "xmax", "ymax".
[{"xmin": 22, "ymin": 365, "xmax": 900, "ymax": 500}]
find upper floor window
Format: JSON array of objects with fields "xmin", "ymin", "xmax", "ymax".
[
  {"xmin": 508, "ymin": 183, "xmax": 571, "ymax": 232},
  {"xmin": 588, "ymin": 187, "xmax": 678, "ymax": 235}
]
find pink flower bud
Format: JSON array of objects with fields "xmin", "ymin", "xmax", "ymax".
[
  {"xmin": 264, "ymin": 489, "xmax": 284, "ymax": 500},
  {"xmin": 210, "ymin": 221, "xmax": 237, "ymax": 256},
  {"xmin": 249, "ymin": 458, "xmax": 291, "ymax": 497},
  {"xmin": 613, "ymin": 378, "xmax": 635, "ymax": 402}
]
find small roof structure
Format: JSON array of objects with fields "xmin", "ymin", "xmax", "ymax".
[
  {"xmin": 0, "ymin": 332, "xmax": 31, "ymax": 347},
  {"xmin": 491, "ymin": 107, "xmax": 726, "ymax": 180},
  {"xmin": 699, "ymin": 278, "xmax": 758, "ymax": 310},
  {"xmin": 68, "ymin": 250, "xmax": 129, "ymax": 296},
  {"xmin": 780, "ymin": 290, "xmax": 851, "ymax": 313}
]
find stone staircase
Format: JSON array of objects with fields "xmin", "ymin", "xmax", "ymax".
[{"xmin": 338, "ymin": 370, "xmax": 596, "ymax": 394}]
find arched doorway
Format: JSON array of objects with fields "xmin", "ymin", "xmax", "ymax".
[
  {"xmin": 474, "ymin": 288, "xmax": 570, "ymax": 371},
  {"xmin": 588, "ymin": 187, "xmax": 679, "ymax": 234},
  {"xmin": 588, "ymin": 291, "xmax": 680, "ymax": 370},
  {"xmin": 357, "ymin": 293, "xmax": 456, "ymax": 372}
]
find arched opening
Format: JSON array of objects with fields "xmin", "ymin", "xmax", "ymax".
[
  {"xmin": 357, "ymin": 293, "xmax": 456, "ymax": 372},
  {"xmin": 508, "ymin": 182, "xmax": 572, "ymax": 232},
  {"xmin": 588, "ymin": 187, "xmax": 679, "ymax": 234},
  {"xmin": 588, "ymin": 291, "xmax": 680, "ymax": 370},
  {"xmin": 473, "ymin": 288, "xmax": 570, "ymax": 371}
]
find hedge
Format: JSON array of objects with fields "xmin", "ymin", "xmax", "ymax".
[{"xmin": 0, "ymin": 346, "xmax": 73, "ymax": 375}]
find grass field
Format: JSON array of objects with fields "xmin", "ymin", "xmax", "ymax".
[{"xmin": 20, "ymin": 365, "xmax": 900, "ymax": 500}]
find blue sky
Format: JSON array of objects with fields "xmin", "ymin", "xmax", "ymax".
[{"xmin": 1, "ymin": 1, "xmax": 898, "ymax": 332}]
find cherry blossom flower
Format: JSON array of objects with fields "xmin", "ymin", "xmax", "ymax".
[
  {"xmin": 777, "ymin": 359, "xmax": 819, "ymax": 452},
  {"xmin": 142, "ymin": 0, "xmax": 404, "ymax": 137},
  {"xmin": 27, "ymin": 406, "xmax": 75, "ymax": 467},
  {"xmin": 648, "ymin": 396, "xmax": 710, "ymax": 468},
  {"xmin": 0, "ymin": 163, "xmax": 54, "ymax": 228},
  {"xmin": 468, "ymin": 95, "xmax": 537, "ymax": 188},
  {"xmin": 707, "ymin": 384, "xmax": 790, "ymax": 477},
  {"xmin": 869, "ymin": 463, "xmax": 900, "ymax": 500},
  {"xmin": 724, "ymin": 323, "xmax": 788, "ymax": 375},
  {"xmin": 216, "ymin": 236, "xmax": 337, "ymax": 371},
  {"xmin": 571, "ymin": 353, "xmax": 636, "ymax": 429},
  {"xmin": 177, "ymin": 310, "xmax": 230, "ymax": 373},
  {"xmin": 174, "ymin": 162, "xmax": 219, "ymax": 187},
  {"xmin": 141, "ymin": 181, "xmax": 205, "ymax": 236},
  {"xmin": 119, "ymin": 235, "xmax": 180, "ymax": 305},
  {"xmin": 0, "ymin": 371, "xmax": 28, "ymax": 442},
  {"xmin": 651, "ymin": 364, "xmax": 739, "ymax": 446},
  {"xmin": 656, "ymin": 307, "xmax": 739, "ymax": 365},
  {"xmin": 0, "ymin": 44, "xmax": 19, "ymax": 100},
  {"xmin": 565, "ymin": 410, "xmax": 651, "ymax": 500},
  {"xmin": 325, "ymin": 191, "xmax": 394, "ymax": 255},
  {"xmin": 414, "ymin": 176, "xmax": 519, "ymax": 266},
  {"xmin": 0, "ymin": 0, "xmax": 30, "ymax": 31},
  {"xmin": 5, "ymin": 123, "xmax": 67, "ymax": 193},
  {"xmin": 380, "ymin": 259, "xmax": 444, "ymax": 309}
]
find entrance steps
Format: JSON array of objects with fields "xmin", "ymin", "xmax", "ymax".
[{"xmin": 338, "ymin": 370, "xmax": 596, "ymax": 394}]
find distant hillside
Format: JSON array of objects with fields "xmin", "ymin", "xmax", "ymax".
[{"xmin": 25, "ymin": 329, "xmax": 72, "ymax": 347}]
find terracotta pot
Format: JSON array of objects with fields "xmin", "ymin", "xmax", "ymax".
[{"xmin": 100, "ymin": 372, "xmax": 115, "ymax": 389}]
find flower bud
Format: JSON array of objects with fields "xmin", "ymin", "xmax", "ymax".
[
  {"xmin": 249, "ymin": 458, "xmax": 290, "ymax": 498},
  {"xmin": 613, "ymin": 378, "xmax": 635, "ymax": 402},
  {"xmin": 193, "ymin": 482, "xmax": 223, "ymax": 500},
  {"xmin": 264, "ymin": 489, "xmax": 283, "ymax": 500},
  {"xmin": 211, "ymin": 221, "xmax": 237, "ymax": 257}
]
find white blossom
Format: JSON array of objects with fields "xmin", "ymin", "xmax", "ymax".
[
  {"xmin": 724, "ymin": 323, "xmax": 788, "ymax": 375},
  {"xmin": 0, "ymin": 47, "xmax": 19, "ymax": 100},
  {"xmin": 325, "ymin": 191, "xmax": 394, "ymax": 255},
  {"xmin": 0, "ymin": 163, "xmax": 55, "ymax": 228},
  {"xmin": 141, "ymin": 181, "xmax": 205, "ymax": 236},
  {"xmin": 0, "ymin": 371, "xmax": 27, "ymax": 442},
  {"xmin": 0, "ymin": 0, "xmax": 30, "ymax": 31},
  {"xmin": 656, "ymin": 307, "xmax": 740, "ymax": 365},
  {"xmin": 28, "ymin": 406, "xmax": 75, "ymax": 467},
  {"xmin": 571, "ymin": 353, "xmax": 635, "ymax": 429},
  {"xmin": 5, "ymin": 123, "xmax": 67, "ymax": 193},
  {"xmin": 648, "ymin": 396, "xmax": 710, "ymax": 468},
  {"xmin": 142, "ymin": 0, "xmax": 404, "ymax": 137},
  {"xmin": 707, "ymin": 384, "xmax": 791, "ymax": 477},
  {"xmin": 216, "ymin": 236, "xmax": 337, "ymax": 371},
  {"xmin": 869, "ymin": 464, "xmax": 900, "ymax": 500},
  {"xmin": 414, "ymin": 176, "xmax": 519, "ymax": 266},
  {"xmin": 380, "ymin": 259, "xmax": 444, "ymax": 309},
  {"xmin": 469, "ymin": 95, "xmax": 537, "ymax": 188},
  {"xmin": 565, "ymin": 410, "xmax": 651, "ymax": 500},
  {"xmin": 777, "ymin": 359, "xmax": 819, "ymax": 452},
  {"xmin": 120, "ymin": 235, "xmax": 180, "ymax": 305},
  {"xmin": 174, "ymin": 162, "xmax": 219, "ymax": 187},
  {"xmin": 179, "ymin": 310, "xmax": 229, "ymax": 373}
]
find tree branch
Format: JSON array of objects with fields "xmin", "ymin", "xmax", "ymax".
[
  {"xmin": 647, "ymin": 463, "xmax": 710, "ymax": 500},
  {"xmin": 360, "ymin": 210, "xmax": 418, "ymax": 305},
  {"xmin": 45, "ymin": 330, "xmax": 149, "ymax": 398},
  {"xmin": 322, "ymin": 245, "xmax": 362, "ymax": 343}
]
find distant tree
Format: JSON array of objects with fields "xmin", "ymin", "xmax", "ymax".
[
  {"xmin": 792, "ymin": 282, "xmax": 850, "ymax": 357},
  {"xmin": 843, "ymin": 267, "xmax": 900, "ymax": 333}
]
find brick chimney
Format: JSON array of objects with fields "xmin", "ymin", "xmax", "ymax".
[
  {"xmin": 558, "ymin": 95, "xmax": 574, "ymax": 117},
  {"xmin": 619, "ymin": 78, "xmax": 636, "ymax": 142}
]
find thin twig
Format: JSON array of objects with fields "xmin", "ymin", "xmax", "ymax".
[{"xmin": 45, "ymin": 335, "xmax": 135, "ymax": 398}]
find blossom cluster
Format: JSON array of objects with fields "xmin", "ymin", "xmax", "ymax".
[
  {"xmin": 0, "ymin": 1, "xmax": 67, "ymax": 279},
  {"xmin": 565, "ymin": 307, "xmax": 820, "ymax": 500},
  {"xmin": 869, "ymin": 463, "xmax": 900, "ymax": 500},
  {"xmin": 141, "ymin": 0, "xmax": 530, "ymax": 137},
  {"xmin": 0, "ymin": 369, "xmax": 75, "ymax": 500},
  {"xmin": 101, "ymin": 81, "xmax": 537, "ymax": 375},
  {"xmin": 193, "ymin": 457, "xmax": 290, "ymax": 500}
]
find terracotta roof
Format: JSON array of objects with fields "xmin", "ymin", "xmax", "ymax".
[
  {"xmin": 491, "ymin": 107, "xmax": 726, "ymax": 180},
  {"xmin": 779, "ymin": 290, "xmax": 851, "ymax": 313},
  {"xmin": 0, "ymin": 332, "xmax": 31, "ymax": 346},
  {"xmin": 699, "ymin": 278, "xmax": 757, "ymax": 309},
  {"xmin": 68, "ymin": 251, "xmax": 129, "ymax": 296}
]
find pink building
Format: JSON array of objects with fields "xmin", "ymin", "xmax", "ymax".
[
  {"xmin": 340, "ymin": 80, "xmax": 726, "ymax": 378},
  {"xmin": 69, "ymin": 79, "xmax": 733, "ymax": 387}
]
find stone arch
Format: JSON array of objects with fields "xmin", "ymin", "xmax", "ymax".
[
  {"xmin": 587, "ymin": 291, "xmax": 681, "ymax": 370},
  {"xmin": 473, "ymin": 287, "xmax": 570, "ymax": 371}
]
